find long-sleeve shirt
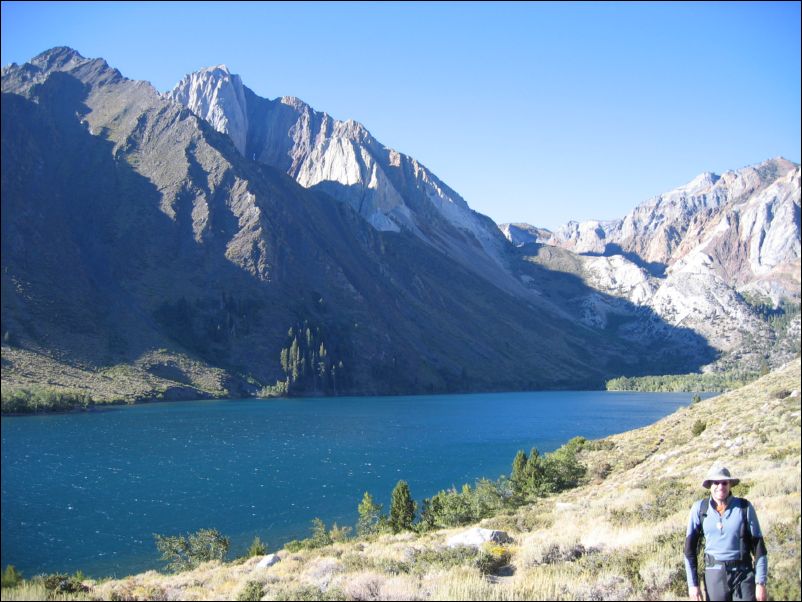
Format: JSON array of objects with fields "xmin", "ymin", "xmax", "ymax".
[{"xmin": 684, "ymin": 495, "xmax": 768, "ymax": 587}]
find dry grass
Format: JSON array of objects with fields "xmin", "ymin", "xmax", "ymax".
[
  {"xmin": 1, "ymin": 346, "xmax": 230, "ymax": 405},
  {"xmin": 3, "ymin": 359, "xmax": 799, "ymax": 601}
]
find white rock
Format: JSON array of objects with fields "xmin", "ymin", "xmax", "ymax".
[
  {"xmin": 256, "ymin": 553, "xmax": 280, "ymax": 568},
  {"xmin": 446, "ymin": 527, "xmax": 510, "ymax": 548}
]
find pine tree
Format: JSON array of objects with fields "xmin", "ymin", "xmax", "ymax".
[
  {"xmin": 511, "ymin": 449, "xmax": 528, "ymax": 495},
  {"xmin": 247, "ymin": 535, "xmax": 267, "ymax": 557},
  {"xmin": 389, "ymin": 480, "xmax": 416, "ymax": 532},
  {"xmin": 356, "ymin": 491, "xmax": 383, "ymax": 537},
  {"xmin": 290, "ymin": 337, "xmax": 300, "ymax": 383},
  {"xmin": 280, "ymin": 347, "xmax": 289, "ymax": 375},
  {"xmin": 523, "ymin": 447, "xmax": 543, "ymax": 494}
]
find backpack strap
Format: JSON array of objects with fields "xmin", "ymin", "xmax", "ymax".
[
  {"xmin": 736, "ymin": 497, "xmax": 752, "ymax": 562},
  {"xmin": 698, "ymin": 497, "xmax": 710, "ymax": 532},
  {"xmin": 684, "ymin": 498, "xmax": 709, "ymax": 581}
]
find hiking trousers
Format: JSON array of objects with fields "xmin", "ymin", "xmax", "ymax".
[{"xmin": 704, "ymin": 563, "xmax": 756, "ymax": 601}]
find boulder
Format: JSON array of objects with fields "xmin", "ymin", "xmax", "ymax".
[
  {"xmin": 446, "ymin": 527, "xmax": 510, "ymax": 548},
  {"xmin": 256, "ymin": 553, "xmax": 280, "ymax": 568}
]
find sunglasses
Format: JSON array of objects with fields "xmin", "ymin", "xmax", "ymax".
[{"xmin": 711, "ymin": 481, "xmax": 731, "ymax": 486}]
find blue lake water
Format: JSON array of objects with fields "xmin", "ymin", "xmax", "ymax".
[{"xmin": 1, "ymin": 390, "xmax": 709, "ymax": 578}]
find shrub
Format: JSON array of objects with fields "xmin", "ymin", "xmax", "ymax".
[
  {"xmin": 309, "ymin": 518, "xmax": 333, "ymax": 548},
  {"xmin": 409, "ymin": 545, "xmax": 478, "ymax": 574},
  {"xmin": 154, "ymin": 528, "xmax": 230, "ymax": 573},
  {"xmin": 274, "ymin": 585, "xmax": 344, "ymax": 601},
  {"xmin": 237, "ymin": 580, "xmax": 265, "ymax": 601},
  {"xmin": 247, "ymin": 536, "xmax": 267, "ymax": 557},
  {"xmin": 328, "ymin": 522, "xmax": 352, "ymax": 543},
  {"xmin": 476, "ymin": 543, "xmax": 511, "ymax": 575},
  {"xmin": 418, "ymin": 478, "xmax": 506, "ymax": 532},
  {"xmin": 284, "ymin": 518, "xmax": 351, "ymax": 551},
  {"xmin": 692, "ymin": 420, "xmax": 707, "ymax": 436},
  {"xmin": 419, "ymin": 487, "xmax": 473, "ymax": 530},
  {"xmin": 40, "ymin": 573, "xmax": 88, "ymax": 594},
  {"xmin": 1, "ymin": 387, "xmax": 95, "ymax": 413},
  {"xmin": 1, "ymin": 565, "xmax": 22, "ymax": 589}
]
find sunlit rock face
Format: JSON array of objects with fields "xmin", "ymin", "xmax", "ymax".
[
  {"xmin": 170, "ymin": 65, "xmax": 249, "ymax": 157},
  {"xmin": 544, "ymin": 158, "xmax": 800, "ymax": 302},
  {"xmin": 502, "ymin": 158, "xmax": 800, "ymax": 372},
  {"xmin": 169, "ymin": 66, "xmax": 514, "ymax": 293}
]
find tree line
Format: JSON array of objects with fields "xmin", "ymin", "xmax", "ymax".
[
  {"xmin": 605, "ymin": 371, "xmax": 758, "ymax": 392},
  {"xmin": 261, "ymin": 321, "xmax": 347, "ymax": 397}
]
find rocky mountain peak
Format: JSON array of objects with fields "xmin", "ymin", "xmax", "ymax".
[
  {"xmin": 2, "ymin": 46, "xmax": 123, "ymax": 97},
  {"xmin": 169, "ymin": 65, "xmax": 249, "ymax": 155},
  {"xmin": 167, "ymin": 68, "xmax": 517, "ymax": 293},
  {"xmin": 30, "ymin": 46, "xmax": 85, "ymax": 70}
]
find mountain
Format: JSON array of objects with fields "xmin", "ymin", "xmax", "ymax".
[
  {"xmin": 502, "ymin": 159, "xmax": 801, "ymax": 371},
  {"xmin": 2, "ymin": 48, "xmax": 713, "ymax": 404},
  {"xmin": 168, "ymin": 65, "xmax": 520, "ymax": 297}
]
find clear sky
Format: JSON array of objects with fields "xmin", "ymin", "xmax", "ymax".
[{"xmin": 2, "ymin": 1, "xmax": 800, "ymax": 229}]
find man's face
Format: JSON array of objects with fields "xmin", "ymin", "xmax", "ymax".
[{"xmin": 710, "ymin": 480, "xmax": 731, "ymax": 502}]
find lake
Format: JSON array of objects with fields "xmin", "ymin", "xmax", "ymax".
[{"xmin": 1, "ymin": 390, "xmax": 708, "ymax": 578}]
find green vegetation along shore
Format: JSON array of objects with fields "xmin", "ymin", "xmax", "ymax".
[
  {"xmin": 605, "ymin": 370, "xmax": 761, "ymax": 392},
  {"xmin": 2, "ymin": 359, "xmax": 800, "ymax": 601}
]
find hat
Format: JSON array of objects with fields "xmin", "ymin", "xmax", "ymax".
[{"xmin": 702, "ymin": 465, "xmax": 740, "ymax": 489}]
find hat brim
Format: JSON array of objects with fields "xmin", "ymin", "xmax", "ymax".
[{"xmin": 702, "ymin": 478, "xmax": 740, "ymax": 488}]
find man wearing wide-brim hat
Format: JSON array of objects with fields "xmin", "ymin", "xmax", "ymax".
[{"xmin": 684, "ymin": 464, "xmax": 768, "ymax": 601}]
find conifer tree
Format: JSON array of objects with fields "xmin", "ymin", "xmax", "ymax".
[
  {"xmin": 511, "ymin": 449, "xmax": 528, "ymax": 495},
  {"xmin": 523, "ymin": 447, "xmax": 543, "ymax": 494},
  {"xmin": 389, "ymin": 480, "xmax": 416, "ymax": 532},
  {"xmin": 356, "ymin": 491, "xmax": 383, "ymax": 536},
  {"xmin": 290, "ymin": 337, "xmax": 300, "ymax": 382}
]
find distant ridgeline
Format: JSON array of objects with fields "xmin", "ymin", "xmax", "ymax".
[{"xmin": 606, "ymin": 371, "xmax": 760, "ymax": 392}]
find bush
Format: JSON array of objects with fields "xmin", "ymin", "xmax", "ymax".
[
  {"xmin": 476, "ymin": 543, "xmax": 511, "ymax": 574},
  {"xmin": 419, "ymin": 479, "xmax": 506, "ymax": 531},
  {"xmin": 247, "ymin": 536, "xmax": 267, "ymax": 557},
  {"xmin": 1, "ymin": 386, "xmax": 95, "ymax": 413},
  {"xmin": 154, "ymin": 528, "xmax": 230, "ymax": 573},
  {"xmin": 328, "ymin": 523, "xmax": 352, "ymax": 543},
  {"xmin": 40, "ymin": 573, "xmax": 88, "ymax": 594},
  {"xmin": 237, "ymin": 580, "xmax": 265, "ymax": 601},
  {"xmin": 284, "ymin": 518, "xmax": 350, "ymax": 551},
  {"xmin": 1, "ymin": 565, "xmax": 23, "ymax": 588},
  {"xmin": 409, "ymin": 545, "xmax": 478, "ymax": 574},
  {"xmin": 692, "ymin": 420, "xmax": 707, "ymax": 436}
]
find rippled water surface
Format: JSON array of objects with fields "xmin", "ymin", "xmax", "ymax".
[{"xmin": 1, "ymin": 390, "xmax": 708, "ymax": 577}]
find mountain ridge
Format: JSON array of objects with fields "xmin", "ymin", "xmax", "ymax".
[{"xmin": 2, "ymin": 46, "xmax": 717, "ymax": 406}]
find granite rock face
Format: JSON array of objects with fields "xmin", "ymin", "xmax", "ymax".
[
  {"xmin": 169, "ymin": 67, "xmax": 514, "ymax": 293},
  {"xmin": 505, "ymin": 159, "xmax": 801, "ymax": 371},
  {"xmin": 170, "ymin": 65, "xmax": 249, "ymax": 157},
  {"xmin": 546, "ymin": 158, "xmax": 801, "ymax": 301}
]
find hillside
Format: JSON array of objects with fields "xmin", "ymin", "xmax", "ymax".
[{"xmin": 6, "ymin": 358, "xmax": 798, "ymax": 600}]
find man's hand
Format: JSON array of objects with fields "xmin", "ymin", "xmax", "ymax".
[
  {"xmin": 756, "ymin": 583, "xmax": 767, "ymax": 601},
  {"xmin": 688, "ymin": 585, "xmax": 703, "ymax": 601}
]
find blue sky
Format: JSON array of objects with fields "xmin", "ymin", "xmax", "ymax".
[{"xmin": 2, "ymin": 1, "xmax": 800, "ymax": 229}]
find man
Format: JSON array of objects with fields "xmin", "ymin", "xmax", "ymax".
[{"xmin": 684, "ymin": 464, "xmax": 768, "ymax": 601}]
